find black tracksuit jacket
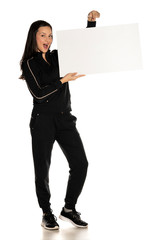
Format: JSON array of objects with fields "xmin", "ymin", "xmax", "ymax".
[{"xmin": 22, "ymin": 21, "xmax": 96, "ymax": 113}]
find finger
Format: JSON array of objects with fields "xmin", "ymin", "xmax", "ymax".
[
  {"xmin": 76, "ymin": 74, "xmax": 86, "ymax": 78},
  {"xmin": 88, "ymin": 12, "xmax": 94, "ymax": 21},
  {"xmin": 71, "ymin": 75, "xmax": 85, "ymax": 80},
  {"xmin": 79, "ymin": 74, "xmax": 86, "ymax": 77},
  {"xmin": 88, "ymin": 12, "xmax": 92, "ymax": 18},
  {"xmin": 93, "ymin": 11, "xmax": 100, "ymax": 19},
  {"xmin": 71, "ymin": 72, "xmax": 78, "ymax": 76},
  {"xmin": 96, "ymin": 11, "xmax": 100, "ymax": 17}
]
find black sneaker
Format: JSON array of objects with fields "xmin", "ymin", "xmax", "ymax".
[
  {"xmin": 41, "ymin": 211, "xmax": 59, "ymax": 230},
  {"xmin": 59, "ymin": 208, "xmax": 88, "ymax": 228}
]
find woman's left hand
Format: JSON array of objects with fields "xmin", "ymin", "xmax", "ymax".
[{"xmin": 88, "ymin": 10, "xmax": 100, "ymax": 22}]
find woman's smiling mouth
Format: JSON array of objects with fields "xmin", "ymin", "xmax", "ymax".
[{"xmin": 43, "ymin": 44, "xmax": 49, "ymax": 50}]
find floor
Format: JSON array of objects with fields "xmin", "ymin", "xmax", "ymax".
[
  {"xmin": 2, "ymin": 208, "xmax": 159, "ymax": 240},
  {"xmin": 41, "ymin": 223, "xmax": 90, "ymax": 240}
]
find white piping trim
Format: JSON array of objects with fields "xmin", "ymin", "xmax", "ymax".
[
  {"xmin": 26, "ymin": 82, "xmax": 58, "ymax": 100},
  {"xmin": 26, "ymin": 58, "xmax": 59, "ymax": 100},
  {"xmin": 27, "ymin": 58, "xmax": 41, "ymax": 89}
]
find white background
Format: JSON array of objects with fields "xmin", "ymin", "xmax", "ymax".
[{"xmin": 0, "ymin": 0, "xmax": 160, "ymax": 239}]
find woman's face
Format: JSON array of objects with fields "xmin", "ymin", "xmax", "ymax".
[{"xmin": 36, "ymin": 26, "xmax": 53, "ymax": 53}]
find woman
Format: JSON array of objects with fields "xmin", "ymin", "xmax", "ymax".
[{"xmin": 20, "ymin": 10, "xmax": 100, "ymax": 230}]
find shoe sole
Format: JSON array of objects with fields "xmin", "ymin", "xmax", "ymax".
[
  {"xmin": 59, "ymin": 215, "xmax": 88, "ymax": 228},
  {"xmin": 41, "ymin": 223, "xmax": 59, "ymax": 230}
]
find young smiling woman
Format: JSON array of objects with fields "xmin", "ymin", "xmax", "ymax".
[
  {"xmin": 20, "ymin": 10, "xmax": 100, "ymax": 230},
  {"xmin": 36, "ymin": 26, "xmax": 53, "ymax": 61}
]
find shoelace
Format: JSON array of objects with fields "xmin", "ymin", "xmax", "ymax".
[
  {"xmin": 45, "ymin": 211, "xmax": 57, "ymax": 222},
  {"xmin": 72, "ymin": 210, "xmax": 81, "ymax": 220}
]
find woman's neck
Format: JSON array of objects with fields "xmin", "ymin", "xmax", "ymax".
[
  {"xmin": 42, "ymin": 52, "xmax": 50, "ymax": 65},
  {"xmin": 42, "ymin": 53, "xmax": 46, "ymax": 60}
]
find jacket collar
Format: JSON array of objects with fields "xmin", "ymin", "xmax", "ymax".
[{"xmin": 33, "ymin": 49, "xmax": 51, "ymax": 58}]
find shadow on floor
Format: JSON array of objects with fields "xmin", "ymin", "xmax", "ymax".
[{"xmin": 41, "ymin": 226, "xmax": 90, "ymax": 240}]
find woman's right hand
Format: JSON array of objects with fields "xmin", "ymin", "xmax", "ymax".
[{"xmin": 60, "ymin": 72, "xmax": 86, "ymax": 84}]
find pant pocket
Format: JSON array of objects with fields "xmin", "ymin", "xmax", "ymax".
[{"xmin": 29, "ymin": 112, "xmax": 40, "ymax": 130}]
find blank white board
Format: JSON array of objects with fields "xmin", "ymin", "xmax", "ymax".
[{"xmin": 56, "ymin": 23, "xmax": 143, "ymax": 77}]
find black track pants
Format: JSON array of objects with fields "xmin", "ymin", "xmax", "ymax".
[{"xmin": 30, "ymin": 109, "xmax": 88, "ymax": 213}]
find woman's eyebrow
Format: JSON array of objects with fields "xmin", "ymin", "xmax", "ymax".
[{"xmin": 40, "ymin": 32, "xmax": 52, "ymax": 35}]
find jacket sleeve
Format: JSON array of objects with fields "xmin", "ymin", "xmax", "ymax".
[
  {"xmin": 22, "ymin": 59, "xmax": 63, "ymax": 102},
  {"xmin": 87, "ymin": 21, "xmax": 96, "ymax": 28}
]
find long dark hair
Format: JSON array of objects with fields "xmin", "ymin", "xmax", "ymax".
[{"xmin": 19, "ymin": 20, "xmax": 52, "ymax": 79}]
